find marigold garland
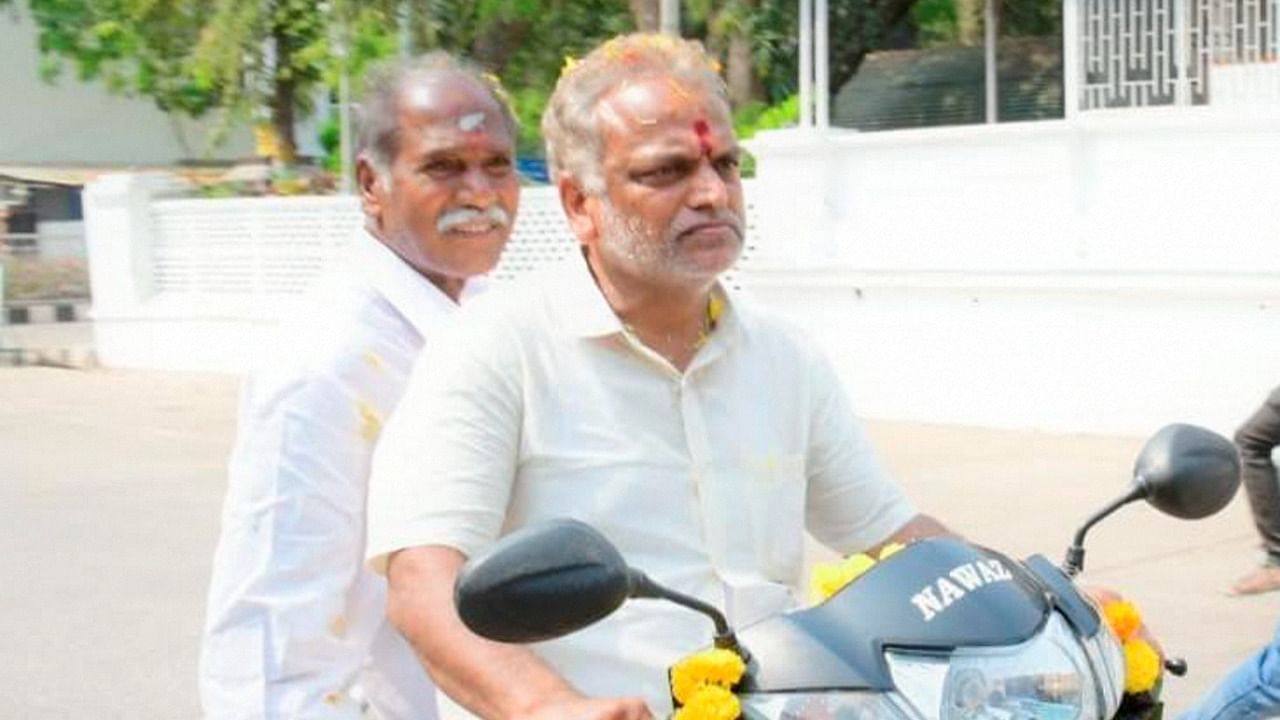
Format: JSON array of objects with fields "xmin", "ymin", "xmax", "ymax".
[
  {"xmin": 672, "ymin": 683, "xmax": 740, "ymax": 720},
  {"xmin": 669, "ymin": 648, "xmax": 746, "ymax": 720},
  {"xmin": 1123, "ymin": 637, "xmax": 1163, "ymax": 694},
  {"xmin": 1103, "ymin": 599, "xmax": 1143, "ymax": 641},
  {"xmin": 670, "ymin": 648, "xmax": 745, "ymax": 705},
  {"xmin": 1101, "ymin": 599, "xmax": 1162, "ymax": 695},
  {"xmin": 809, "ymin": 543, "xmax": 906, "ymax": 603}
]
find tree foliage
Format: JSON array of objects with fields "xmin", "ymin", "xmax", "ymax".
[
  {"xmin": 20, "ymin": 0, "xmax": 219, "ymax": 115},
  {"xmin": 10, "ymin": 0, "xmax": 1060, "ymax": 169}
]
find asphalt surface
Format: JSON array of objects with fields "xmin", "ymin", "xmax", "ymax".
[{"xmin": 0, "ymin": 367, "xmax": 1274, "ymax": 718}]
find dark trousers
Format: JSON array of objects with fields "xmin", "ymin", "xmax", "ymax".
[{"xmin": 1237, "ymin": 386, "xmax": 1280, "ymax": 565}]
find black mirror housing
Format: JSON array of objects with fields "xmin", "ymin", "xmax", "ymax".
[
  {"xmin": 454, "ymin": 519, "xmax": 631, "ymax": 643},
  {"xmin": 1134, "ymin": 423, "xmax": 1241, "ymax": 520}
]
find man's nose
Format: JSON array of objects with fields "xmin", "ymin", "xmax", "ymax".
[
  {"xmin": 457, "ymin": 166, "xmax": 498, "ymax": 204},
  {"xmin": 687, "ymin": 161, "xmax": 730, "ymax": 211}
]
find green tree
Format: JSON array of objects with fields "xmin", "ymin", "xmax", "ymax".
[
  {"xmin": 17, "ymin": 0, "xmax": 220, "ymax": 116},
  {"xmin": 191, "ymin": 0, "xmax": 405, "ymax": 162},
  {"xmin": 7, "ymin": 0, "xmax": 401, "ymax": 161}
]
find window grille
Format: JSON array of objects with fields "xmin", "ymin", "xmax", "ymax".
[{"xmin": 1080, "ymin": 0, "xmax": 1278, "ymax": 109}]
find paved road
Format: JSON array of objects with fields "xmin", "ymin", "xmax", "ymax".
[{"xmin": 0, "ymin": 367, "xmax": 1273, "ymax": 718}]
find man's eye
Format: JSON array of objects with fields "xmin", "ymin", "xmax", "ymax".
[
  {"xmin": 422, "ymin": 159, "xmax": 463, "ymax": 176},
  {"xmin": 714, "ymin": 156, "xmax": 740, "ymax": 173},
  {"xmin": 636, "ymin": 163, "xmax": 688, "ymax": 184},
  {"xmin": 484, "ymin": 157, "xmax": 513, "ymax": 174}
]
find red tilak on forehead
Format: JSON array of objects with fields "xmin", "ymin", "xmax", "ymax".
[{"xmin": 693, "ymin": 119, "xmax": 712, "ymax": 156}]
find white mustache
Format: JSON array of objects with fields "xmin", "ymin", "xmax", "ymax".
[
  {"xmin": 672, "ymin": 210, "xmax": 744, "ymax": 239},
  {"xmin": 436, "ymin": 206, "xmax": 512, "ymax": 234}
]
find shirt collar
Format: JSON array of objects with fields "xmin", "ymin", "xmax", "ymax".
[
  {"xmin": 550, "ymin": 250, "xmax": 750, "ymax": 349},
  {"xmin": 351, "ymin": 228, "xmax": 485, "ymax": 337}
]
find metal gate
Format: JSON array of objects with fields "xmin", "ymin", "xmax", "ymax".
[{"xmin": 1079, "ymin": 0, "xmax": 1279, "ymax": 109}]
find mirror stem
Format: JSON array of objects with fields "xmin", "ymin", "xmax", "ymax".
[
  {"xmin": 1062, "ymin": 483, "xmax": 1146, "ymax": 577},
  {"xmin": 627, "ymin": 570, "xmax": 751, "ymax": 661}
]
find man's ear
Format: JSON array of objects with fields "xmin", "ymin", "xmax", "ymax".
[
  {"xmin": 557, "ymin": 174, "xmax": 599, "ymax": 249},
  {"xmin": 356, "ymin": 156, "xmax": 385, "ymax": 227}
]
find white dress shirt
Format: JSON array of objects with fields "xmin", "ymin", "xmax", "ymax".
[
  {"xmin": 366, "ymin": 253, "xmax": 916, "ymax": 717},
  {"xmin": 201, "ymin": 230, "xmax": 482, "ymax": 719}
]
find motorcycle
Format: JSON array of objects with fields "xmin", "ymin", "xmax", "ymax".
[{"xmin": 453, "ymin": 423, "xmax": 1241, "ymax": 719}]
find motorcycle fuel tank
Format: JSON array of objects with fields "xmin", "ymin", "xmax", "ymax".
[{"xmin": 738, "ymin": 538, "xmax": 1051, "ymax": 693}]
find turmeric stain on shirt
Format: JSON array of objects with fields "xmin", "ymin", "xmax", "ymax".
[
  {"xmin": 328, "ymin": 615, "xmax": 348, "ymax": 639},
  {"xmin": 357, "ymin": 402, "xmax": 382, "ymax": 442}
]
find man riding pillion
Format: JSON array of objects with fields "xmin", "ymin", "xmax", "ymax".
[
  {"xmin": 366, "ymin": 33, "xmax": 944, "ymax": 719},
  {"xmin": 200, "ymin": 54, "xmax": 520, "ymax": 719}
]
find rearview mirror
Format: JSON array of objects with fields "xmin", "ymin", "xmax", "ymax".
[
  {"xmin": 454, "ymin": 519, "xmax": 746, "ymax": 652},
  {"xmin": 1063, "ymin": 423, "xmax": 1241, "ymax": 576},
  {"xmin": 1134, "ymin": 423, "xmax": 1241, "ymax": 519},
  {"xmin": 453, "ymin": 519, "xmax": 630, "ymax": 643}
]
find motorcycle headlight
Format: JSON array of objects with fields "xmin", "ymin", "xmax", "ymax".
[
  {"xmin": 885, "ymin": 613, "xmax": 1119, "ymax": 720},
  {"xmin": 740, "ymin": 691, "xmax": 912, "ymax": 719}
]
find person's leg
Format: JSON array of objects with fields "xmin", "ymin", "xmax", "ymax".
[
  {"xmin": 1177, "ymin": 620, "xmax": 1280, "ymax": 720},
  {"xmin": 1232, "ymin": 386, "xmax": 1280, "ymax": 595}
]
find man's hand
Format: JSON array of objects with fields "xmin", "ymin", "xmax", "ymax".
[
  {"xmin": 525, "ymin": 695, "xmax": 654, "ymax": 720},
  {"xmin": 389, "ymin": 545, "xmax": 629, "ymax": 720},
  {"xmin": 870, "ymin": 513, "xmax": 953, "ymax": 556}
]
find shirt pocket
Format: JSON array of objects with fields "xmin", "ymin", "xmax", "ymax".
[{"xmin": 738, "ymin": 453, "xmax": 807, "ymax": 583}]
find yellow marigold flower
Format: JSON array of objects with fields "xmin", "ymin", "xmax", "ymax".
[
  {"xmin": 810, "ymin": 561, "xmax": 852, "ymax": 602},
  {"xmin": 878, "ymin": 542, "xmax": 906, "ymax": 560},
  {"xmin": 810, "ymin": 553, "xmax": 878, "ymax": 602},
  {"xmin": 670, "ymin": 648, "xmax": 745, "ymax": 705},
  {"xmin": 673, "ymin": 684, "xmax": 741, "ymax": 720},
  {"xmin": 1103, "ymin": 599, "xmax": 1143, "ymax": 642},
  {"xmin": 1123, "ymin": 638, "xmax": 1162, "ymax": 694}
]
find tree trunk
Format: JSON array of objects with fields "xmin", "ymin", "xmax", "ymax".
[
  {"xmin": 956, "ymin": 0, "xmax": 985, "ymax": 46},
  {"xmin": 726, "ymin": 32, "xmax": 760, "ymax": 106},
  {"xmin": 629, "ymin": 0, "xmax": 659, "ymax": 32},
  {"xmin": 270, "ymin": 24, "xmax": 299, "ymax": 163},
  {"xmin": 271, "ymin": 75, "xmax": 298, "ymax": 164},
  {"xmin": 471, "ymin": 20, "xmax": 533, "ymax": 74}
]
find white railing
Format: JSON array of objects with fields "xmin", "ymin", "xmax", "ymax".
[
  {"xmin": 1078, "ymin": 0, "xmax": 1280, "ymax": 110},
  {"xmin": 144, "ymin": 183, "xmax": 760, "ymax": 307},
  {"xmin": 145, "ymin": 188, "xmax": 577, "ymax": 304},
  {"xmin": 86, "ymin": 175, "xmax": 761, "ymax": 373},
  {"xmin": 150, "ymin": 196, "xmax": 357, "ymax": 298}
]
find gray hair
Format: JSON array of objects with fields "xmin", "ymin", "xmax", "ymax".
[
  {"xmin": 541, "ymin": 33, "xmax": 729, "ymax": 194},
  {"xmin": 356, "ymin": 52, "xmax": 519, "ymax": 174}
]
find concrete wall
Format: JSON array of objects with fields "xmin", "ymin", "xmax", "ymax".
[
  {"xmin": 744, "ymin": 110, "xmax": 1280, "ymax": 436},
  {"xmin": 0, "ymin": 5, "xmax": 253, "ymax": 165},
  {"xmin": 84, "ymin": 109, "xmax": 1280, "ymax": 436}
]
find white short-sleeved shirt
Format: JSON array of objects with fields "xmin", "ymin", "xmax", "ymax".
[
  {"xmin": 367, "ymin": 253, "xmax": 916, "ymax": 717},
  {"xmin": 200, "ymin": 231, "xmax": 483, "ymax": 720}
]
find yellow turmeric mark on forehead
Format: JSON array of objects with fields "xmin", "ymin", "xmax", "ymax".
[
  {"xmin": 667, "ymin": 77, "xmax": 693, "ymax": 100},
  {"xmin": 356, "ymin": 402, "xmax": 382, "ymax": 442},
  {"xmin": 328, "ymin": 615, "xmax": 348, "ymax": 639}
]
